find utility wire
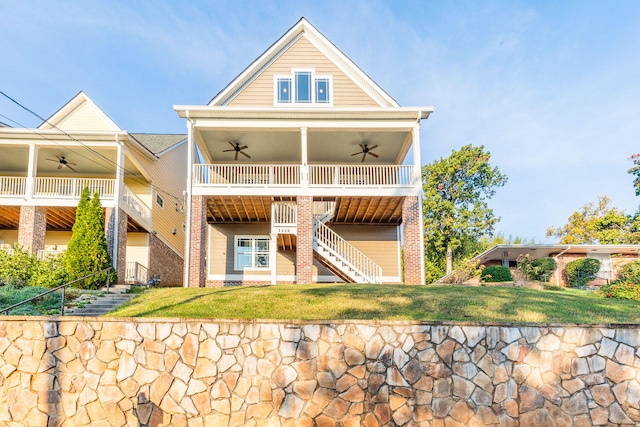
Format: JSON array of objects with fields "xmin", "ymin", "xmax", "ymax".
[{"xmin": 0, "ymin": 90, "xmax": 185, "ymax": 204}]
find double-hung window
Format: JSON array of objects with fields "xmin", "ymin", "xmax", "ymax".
[
  {"xmin": 275, "ymin": 69, "xmax": 332, "ymax": 106},
  {"xmin": 235, "ymin": 236, "xmax": 270, "ymax": 270}
]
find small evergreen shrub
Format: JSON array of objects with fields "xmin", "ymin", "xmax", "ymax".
[
  {"xmin": 481, "ymin": 265, "xmax": 513, "ymax": 282},
  {"xmin": 619, "ymin": 260, "xmax": 640, "ymax": 283},
  {"xmin": 0, "ymin": 244, "xmax": 37, "ymax": 287},
  {"xmin": 530, "ymin": 257, "xmax": 557, "ymax": 282},
  {"xmin": 565, "ymin": 258, "xmax": 600, "ymax": 287}
]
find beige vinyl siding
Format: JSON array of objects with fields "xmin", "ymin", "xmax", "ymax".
[
  {"xmin": 229, "ymin": 37, "xmax": 379, "ymax": 108},
  {"xmin": 126, "ymin": 232, "xmax": 150, "ymax": 266},
  {"xmin": 44, "ymin": 231, "xmax": 72, "ymax": 250},
  {"xmin": 208, "ymin": 224, "xmax": 332, "ymax": 279},
  {"xmin": 125, "ymin": 142, "xmax": 187, "ymax": 256},
  {"xmin": 330, "ymin": 225, "xmax": 400, "ymax": 277},
  {"xmin": 0, "ymin": 230, "xmax": 18, "ymax": 248},
  {"xmin": 56, "ymin": 101, "xmax": 116, "ymax": 132}
]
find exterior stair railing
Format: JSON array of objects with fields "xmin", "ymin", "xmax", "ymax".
[{"xmin": 312, "ymin": 218, "xmax": 382, "ymax": 284}]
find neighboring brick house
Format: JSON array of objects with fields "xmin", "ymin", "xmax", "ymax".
[
  {"xmin": 0, "ymin": 92, "xmax": 187, "ymax": 285},
  {"xmin": 175, "ymin": 18, "xmax": 433, "ymax": 286},
  {"xmin": 471, "ymin": 244, "xmax": 640, "ymax": 286}
]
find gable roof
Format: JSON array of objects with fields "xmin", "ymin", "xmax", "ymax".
[
  {"xmin": 39, "ymin": 91, "xmax": 121, "ymax": 132},
  {"xmin": 209, "ymin": 17, "xmax": 399, "ymax": 108},
  {"xmin": 129, "ymin": 133, "xmax": 187, "ymax": 155}
]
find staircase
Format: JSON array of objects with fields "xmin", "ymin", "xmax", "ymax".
[
  {"xmin": 311, "ymin": 201, "xmax": 382, "ymax": 284},
  {"xmin": 66, "ymin": 284, "xmax": 136, "ymax": 316}
]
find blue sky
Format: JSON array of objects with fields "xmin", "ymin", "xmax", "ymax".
[{"xmin": 1, "ymin": 1, "xmax": 639, "ymax": 242}]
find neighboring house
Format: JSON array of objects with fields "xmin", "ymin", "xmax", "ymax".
[
  {"xmin": 0, "ymin": 92, "xmax": 187, "ymax": 285},
  {"xmin": 175, "ymin": 18, "xmax": 433, "ymax": 286},
  {"xmin": 470, "ymin": 244, "xmax": 640, "ymax": 286}
]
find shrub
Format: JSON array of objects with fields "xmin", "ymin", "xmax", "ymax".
[
  {"xmin": 0, "ymin": 285, "xmax": 64, "ymax": 315},
  {"xmin": 449, "ymin": 258, "xmax": 482, "ymax": 284},
  {"xmin": 531, "ymin": 257, "xmax": 557, "ymax": 282},
  {"xmin": 481, "ymin": 265, "xmax": 513, "ymax": 282},
  {"xmin": 0, "ymin": 244, "xmax": 37, "ymax": 287},
  {"xmin": 619, "ymin": 260, "xmax": 640, "ymax": 283},
  {"xmin": 565, "ymin": 258, "xmax": 600, "ymax": 287},
  {"xmin": 32, "ymin": 252, "xmax": 70, "ymax": 288},
  {"xmin": 600, "ymin": 281, "xmax": 640, "ymax": 301}
]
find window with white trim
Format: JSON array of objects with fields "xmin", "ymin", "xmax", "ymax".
[
  {"xmin": 588, "ymin": 254, "xmax": 613, "ymax": 279},
  {"xmin": 235, "ymin": 236, "xmax": 270, "ymax": 270},
  {"xmin": 275, "ymin": 69, "xmax": 332, "ymax": 106},
  {"xmin": 155, "ymin": 193, "xmax": 164, "ymax": 208}
]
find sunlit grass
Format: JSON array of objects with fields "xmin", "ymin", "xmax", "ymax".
[{"xmin": 106, "ymin": 284, "xmax": 640, "ymax": 324}]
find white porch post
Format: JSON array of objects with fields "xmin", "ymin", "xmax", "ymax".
[
  {"xmin": 412, "ymin": 125, "xmax": 425, "ymax": 283},
  {"xmin": 183, "ymin": 119, "xmax": 194, "ymax": 287},
  {"xmin": 300, "ymin": 127, "xmax": 308, "ymax": 189},
  {"xmin": 270, "ymin": 233, "xmax": 277, "ymax": 285},
  {"xmin": 26, "ymin": 142, "xmax": 37, "ymax": 198},
  {"xmin": 112, "ymin": 137, "xmax": 125, "ymax": 270}
]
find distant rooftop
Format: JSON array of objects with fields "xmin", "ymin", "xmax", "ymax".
[{"xmin": 130, "ymin": 133, "xmax": 186, "ymax": 155}]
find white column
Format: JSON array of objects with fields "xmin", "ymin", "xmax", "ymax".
[
  {"xmin": 183, "ymin": 119, "xmax": 194, "ymax": 287},
  {"xmin": 270, "ymin": 233, "xmax": 277, "ymax": 285},
  {"xmin": 300, "ymin": 127, "xmax": 308, "ymax": 188},
  {"xmin": 412, "ymin": 125, "xmax": 426, "ymax": 283},
  {"xmin": 112, "ymin": 136, "xmax": 125, "ymax": 270},
  {"xmin": 25, "ymin": 142, "xmax": 37, "ymax": 199}
]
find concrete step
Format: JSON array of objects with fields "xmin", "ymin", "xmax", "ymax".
[{"xmin": 66, "ymin": 292, "xmax": 136, "ymax": 316}]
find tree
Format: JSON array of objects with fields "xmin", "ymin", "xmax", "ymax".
[
  {"xmin": 423, "ymin": 144, "xmax": 507, "ymax": 277},
  {"xmin": 546, "ymin": 196, "xmax": 640, "ymax": 244},
  {"xmin": 65, "ymin": 187, "xmax": 112, "ymax": 289},
  {"xmin": 629, "ymin": 153, "xmax": 640, "ymax": 196}
]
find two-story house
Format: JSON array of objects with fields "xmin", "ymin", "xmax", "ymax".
[
  {"xmin": 176, "ymin": 18, "xmax": 433, "ymax": 287},
  {"xmin": 0, "ymin": 92, "xmax": 186, "ymax": 285}
]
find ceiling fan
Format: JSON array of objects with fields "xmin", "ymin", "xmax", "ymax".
[
  {"xmin": 351, "ymin": 144, "xmax": 379, "ymax": 163},
  {"xmin": 46, "ymin": 155, "xmax": 78, "ymax": 172},
  {"xmin": 223, "ymin": 141, "xmax": 251, "ymax": 161}
]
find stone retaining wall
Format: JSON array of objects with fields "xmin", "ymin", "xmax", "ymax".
[{"xmin": 0, "ymin": 317, "xmax": 639, "ymax": 426}]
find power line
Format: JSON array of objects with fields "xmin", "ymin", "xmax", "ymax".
[{"xmin": 0, "ymin": 90, "xmax": 185, "ymax": 204}]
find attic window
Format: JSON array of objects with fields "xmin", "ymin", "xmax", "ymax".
[{"xmin": 275, "ymin": 69, "xmax": 332, "ymax": 106}]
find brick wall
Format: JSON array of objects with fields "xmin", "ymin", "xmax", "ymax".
[
  {"xmin": 403, "ymin": 196, "xmax": 423, "ymax": 284},
  {"xmin": 188, "ymin": 195, "xmax": 207, "ymax": 288},
  {"xmin": 17, "ymin": 206, "xmax": 46, "ymax": 253},
  {"xmin": 296, "ymin": 196, "xmax": 313, "ymax": 284},
  {"xmin": 149, "ymin": 232, "xmax": 184, "ymax": 286}
]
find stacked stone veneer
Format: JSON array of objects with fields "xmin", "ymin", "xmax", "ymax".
[{"xmin": 0, "ymin": 319, "xmax": 639, "ymax": 426}]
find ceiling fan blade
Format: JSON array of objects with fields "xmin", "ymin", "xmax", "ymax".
[
  {"xmin": 368, "ymin": 145, "xmax": 378, "ymax": 151},
  {"xmin": 57, "ymin": 164, "xmax": 62, "ymax": 170},
  {"xmin": 238, "ymin": 146, "xmax": 248, "ymax": 150},
  {"xmin": 240, "ymin": 151, "xmax": 251, "ymax": 159},
  {"xmin": 66, "ymin": 164, "xmax": 78, "ymax": 173},
  {"xmin": 67, "ymin": 161, "xmax": 77, "ymax": 166},
  {"xmin": 351, "ymin": 152, "xmax": 361, "ymax": 156},
  {"xmin": 235, "ymin": 151, "xmax": 239, "ymax": 161},
  {"xmin": 222, "ymin": 149, "xmax": 235, "ymax": 152},
  {"xmin": 368, "ymin": 152, "xmax": 379, "ymax": 158},
  {"xmin": 361, "ymin": 153, "xmax": 366, "ymax": 163},
  {"xmin": 227, "ymin": 141, "xmax": 237, "ymax": 148},
  {"xmin": 359, "ymin": 144, "xmax": 366, "ymax": 151},
  {"xmin": 46, "ymin": 158, "xmax": 59, "ymax": 162}
]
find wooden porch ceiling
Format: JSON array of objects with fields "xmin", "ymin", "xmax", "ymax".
[
  {"xmin": 0, "ymin": 206, "xmax": 146, "ymax": 232},
  {"xmin": 333, "ymin": 196, "xmax": 404, "ymax": 224},
  {"xmin": 205, "ymin": 195, "xmax": 404, "ymax": 224}
]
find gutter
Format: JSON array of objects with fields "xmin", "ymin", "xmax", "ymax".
[{"xmin": 554, "ymin": 245, "xmax": 571, "ymax": 287}]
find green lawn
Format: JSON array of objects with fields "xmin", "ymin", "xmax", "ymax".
[{"xmin": 107, "ymin": 284, "xmax": 640, "ymax": 324}]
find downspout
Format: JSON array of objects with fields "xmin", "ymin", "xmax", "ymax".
[{"xmin": 554, "ymin": 245, "xmax": 571, "ymax": 287}]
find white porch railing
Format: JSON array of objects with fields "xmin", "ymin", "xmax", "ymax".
[
  {"xmin": 310, "ymin": 165, "xmax": 416, "ymax": 187},
  {"xmin": 313, "ymin": 218, "xmax": 382, "ymax": 284},
  {"xmin": 125, "ymin": 262, "xmax": 148, "ymax": 285},
  {"xmin": 194, "ymin": 164, "xmax": 300, "ymax": 186},
  {"xmin": 0, "ymin": 177, "xmax": 26, "ymax": 196},
  {"xmin": 36, "ymin": 250, "xmax": 64, "ymax": 260},
  {"xmin": 122, "ymin": 186, "xmax": 151, "ymax": 222},
  {"xmin": 313, "ymin": 201, "xmax": 335, "ymax": 224},
  {"xmin": 271, "ymin": 202, "xmax": 297, "ymax": 234},
  {"xmin": 33, "ymin": 178, "xmax": 115, "ymax": 199}
]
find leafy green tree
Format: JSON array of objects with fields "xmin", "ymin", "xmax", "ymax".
[
  {"xmin": 546, "ymin": 196, "xmax": 640, "ymax": 244},
  {"xmin": 65, "ymin": 187, "xmax": 112, "ymax": 289},
  {"xmin": 565, "ymin": 258, "xmax": 601, "ymax": 287},
  {"xmin": 423, "ymin": 145, "xmax": 507, "ymax": 276},
  {"xmin": 629, "ymin": 154, "xmax": 640, "ymax": 196}
]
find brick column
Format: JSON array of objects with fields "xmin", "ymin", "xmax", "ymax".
[
  {"xmin": 188, "ymin": 195, "xmax": 207, "ymax": 288},
  {"xmin": 402, "ymin": 196, "xmax": 423, "ymax": 284},
  {"xmin": 18, "ymin": 206, "xmax": 46, "ymax": 253},
  {"xmin": 104, "ymin": 208, "xmax": 127, "ymax": 284},
  {"xmin": 104, "ymin": 207, "xmax": 115, "ymax": 261},
  {"xmin": 296, "ymin": 196, "xmax": 313, "ymax": 284}
]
